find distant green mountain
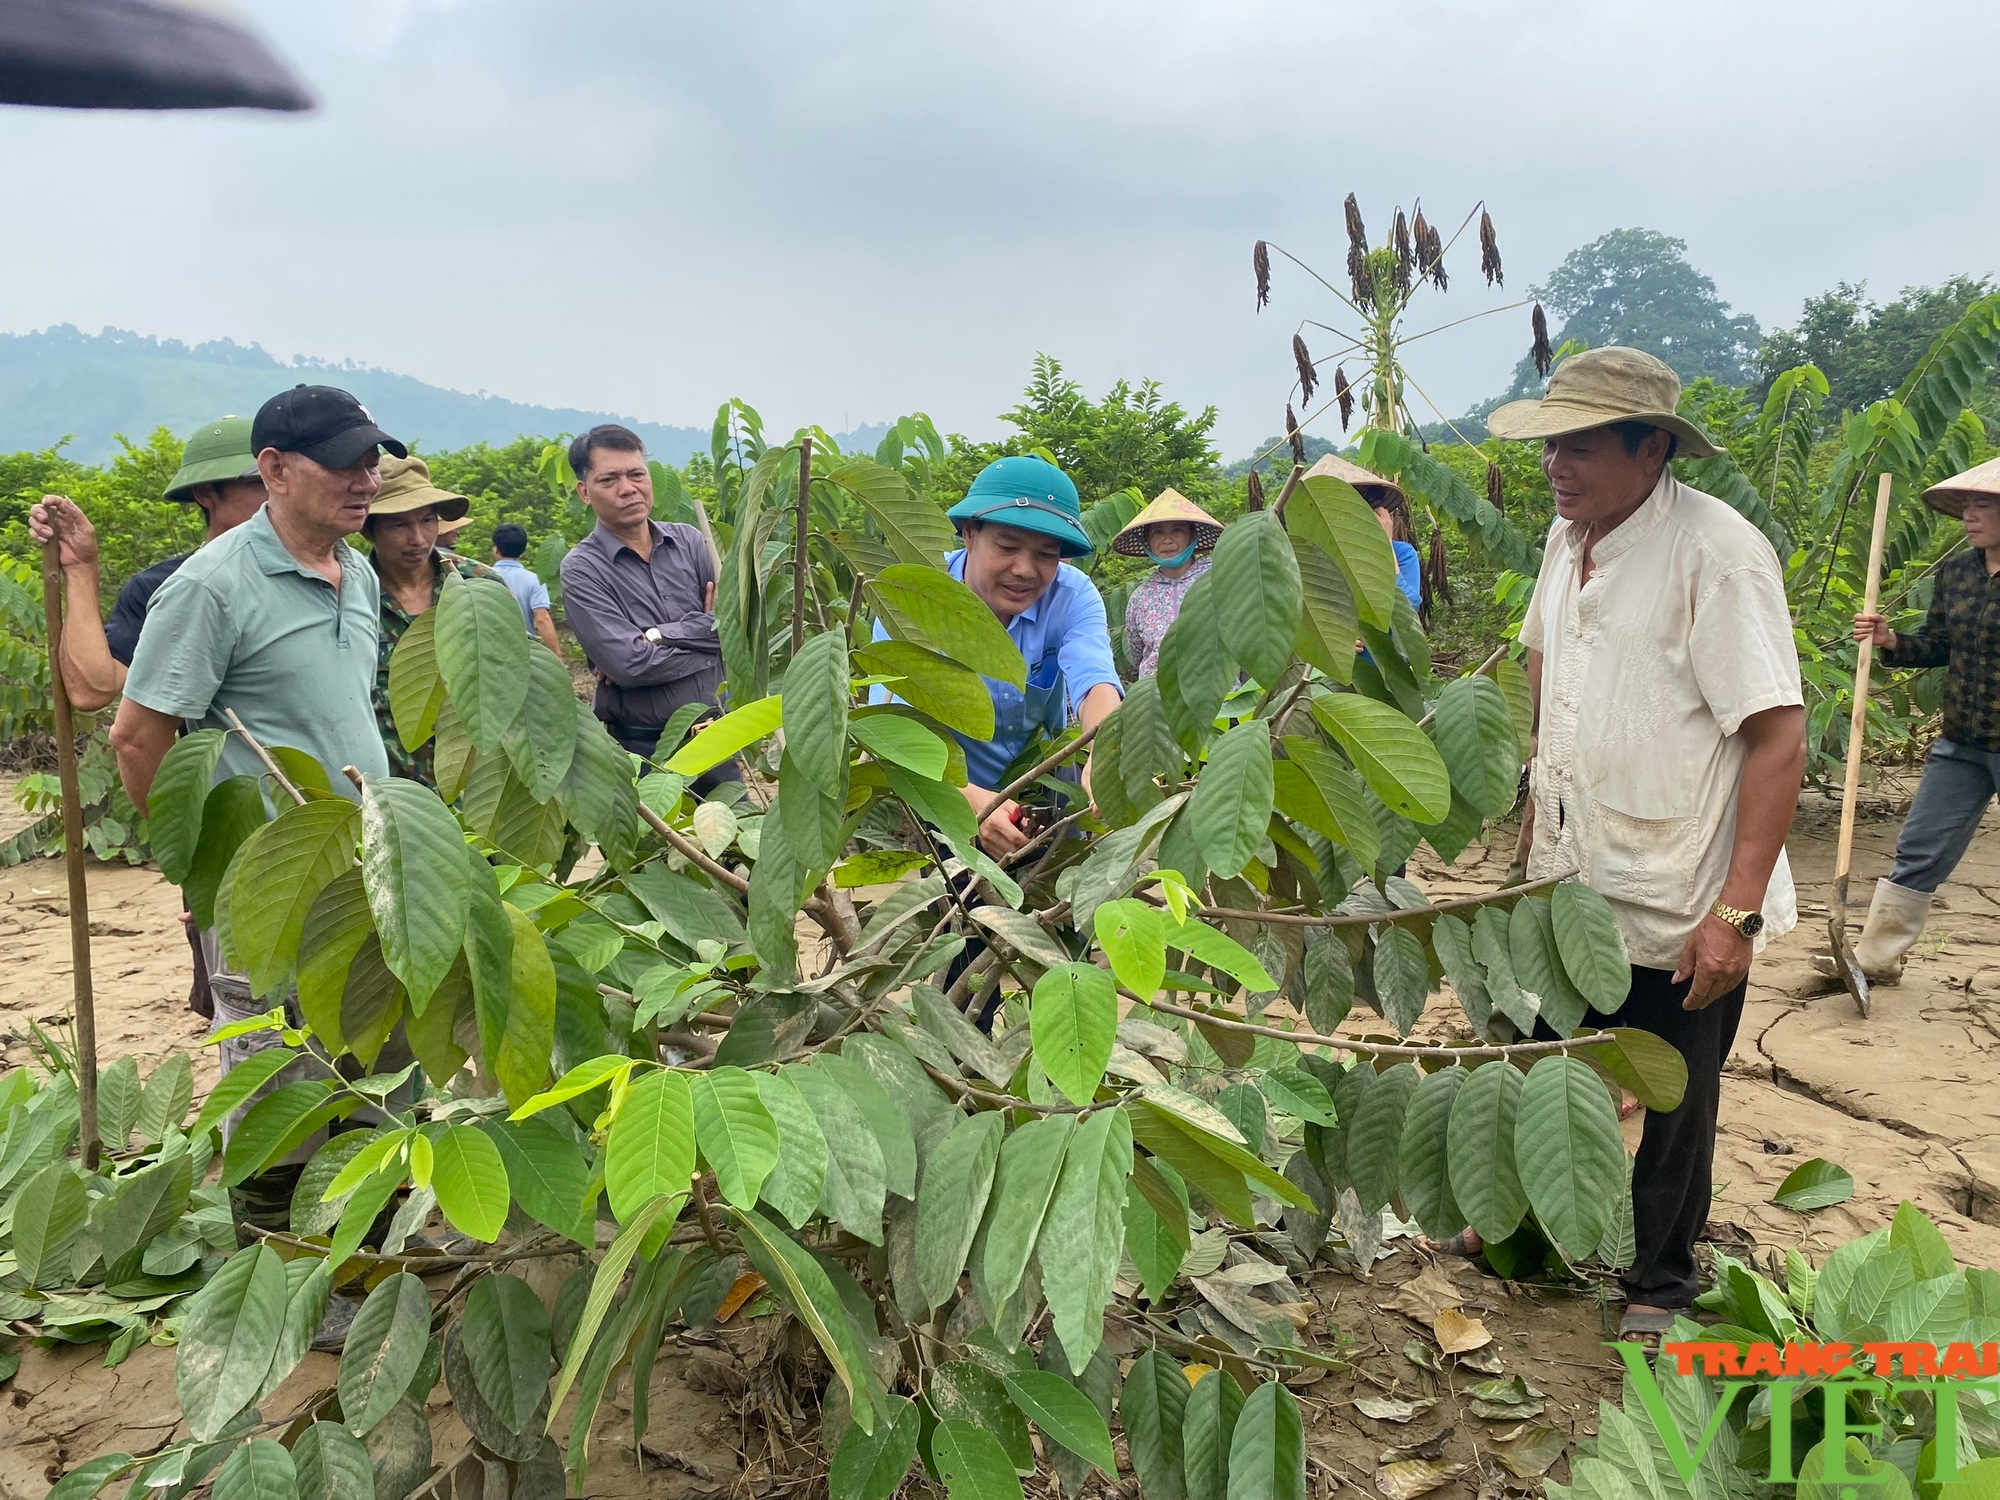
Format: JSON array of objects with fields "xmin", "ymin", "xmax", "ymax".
[{"xmin": 0, "ymin": 325, "xmax": 716, "ymax": 464}]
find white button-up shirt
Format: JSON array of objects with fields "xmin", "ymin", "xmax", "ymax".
[{"xmin": 1521, "ymin": 473, "xmax": 1802, "ymax": 970}]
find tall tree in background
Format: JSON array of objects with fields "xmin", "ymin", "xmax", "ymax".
[
  {"xmin": 1501, "ymin": 228, "xmax": 1761, "ymax": 397},
  {"xmin": 1755, "ymin": 275, "xmax": 1997, "ymax": 416}
]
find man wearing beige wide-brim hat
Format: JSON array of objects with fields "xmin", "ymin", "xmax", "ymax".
[
  {"xmin": 1847, "ymin": 456, "xmax": 2000, "ymax": 983},
  {"xmin": 363, "ymin": 453, "xmax": 495, "ymax": 786},
  {"xmin": 1485, "ymin": 346, "xmax": 1806, "ymax": 1343}
]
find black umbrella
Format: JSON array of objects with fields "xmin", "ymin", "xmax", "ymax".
[{"xmin": 1, "ymin": 0, "xmax": 312, "ymax": 111}]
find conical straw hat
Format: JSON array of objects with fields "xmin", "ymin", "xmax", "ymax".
[
  {"xmin": 1304, "ymin": 452, "xmax": 1406, "ymax": 507},
  {"xmin": 1922, "ymin": 455, "xmax": 2000, "ymax": 518},
  {"xmin": 1112, "ymin": 488, "xmax": 1225, "ymax": 557}
]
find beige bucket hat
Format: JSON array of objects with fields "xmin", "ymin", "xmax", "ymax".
[
  {"xmin": 1304, "ymin": 452, "xmax": 1406, "ymax": 507},
  {"xmin": 1112, "ymin": 488, "xmax": 1225, "ymax": 557},
  {"xmin": 1921, "ymin": 455, "xmax": 2000, "ymax": 518},
  {"xmin": 1487, "ymin": 346, "xmax": 1720, "ymax": 459},
  {"xmin": 369, "ymin": 453, "xmax": 470, "ymax": 521}
]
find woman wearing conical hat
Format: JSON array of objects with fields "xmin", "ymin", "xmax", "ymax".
[
  {"xmin": 1846, "ymin": 457, "xmax": 2000, "ymax": 983},
  {"xmin": 1115, "ymin": 489, "xmax": 1225, "ymax": 676}
]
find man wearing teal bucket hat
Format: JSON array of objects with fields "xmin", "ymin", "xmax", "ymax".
[{"xmin": 889, "ymin": 455, "xmax": 1122, "ymax": 853}]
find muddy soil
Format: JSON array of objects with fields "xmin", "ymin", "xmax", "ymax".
[{"xmin": 2, "ymin": 772, "xmax": 1995, "ymax": 1499}]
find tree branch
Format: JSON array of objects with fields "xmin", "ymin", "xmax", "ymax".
[
  {"xmin": 638, "ymin": 802, "xmax": 751, "ymax": 894},
  {"xmin": 1175, "ymin": 868, "xmax": 1574, "ymax": 928},
  {"xmin": 975, "ymin": 723, "xmax": 1103, "ymax": 826},
  {"xmin": 1144, "ymin": 994, "xmax": 1615, "ymax": 1062}
]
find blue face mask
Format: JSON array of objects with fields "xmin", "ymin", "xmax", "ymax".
[{"xmin": 1146, "ymin": 541, "xmax": 1197, "ymax": 568}]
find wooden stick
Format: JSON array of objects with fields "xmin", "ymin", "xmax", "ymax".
[
  {"xmin": 41, "ymin": 541, "xmax": 100, "ymax": 1169},
  {"xmin": 791, "ymin": 436, "xmax": 813, "ymax": 653},
  {"xmin": 1171, "ymin": 868, "xmax": 1576, "ymax": 928},
  {"xmin": 1834, "ymin": 472, "xmax": 1895, "ymax": 918},
  {"xmin": 974, "ymin": 720, "xmax": 1103, "ymax": 825},
  {"xmin": 1416, "ymin": 641, "xmax": 1510, "ymax": 730},
  {"xmin": 223, "ymin": 708, "xmax": 306, "ymax": 807}
]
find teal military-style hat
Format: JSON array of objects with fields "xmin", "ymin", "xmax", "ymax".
[
  {"xmin": 945, "ymin": 456, "xmax": 1093, "ymax": 558},
  {"xmin": 163, "ymin": 415, "xmax": 260, "ymax": 501}
]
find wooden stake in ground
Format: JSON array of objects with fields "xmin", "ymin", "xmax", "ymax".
[
  {"xmin": 40, "ymin": 539, "xmax": 101, "ymax": 1168},
  {"xmin": 1830, "ymin": 471, "xmax": 1896, "ymax": 1019}
]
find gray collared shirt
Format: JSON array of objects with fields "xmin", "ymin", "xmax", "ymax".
[{"xmin": 558, "ymin": 519, "xmax": 724, "ymax": 729}]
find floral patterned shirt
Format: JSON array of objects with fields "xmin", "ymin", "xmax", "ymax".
[{"xmin": 1123, "ymin": 555, "xmax": 1211, "ymax": 677}]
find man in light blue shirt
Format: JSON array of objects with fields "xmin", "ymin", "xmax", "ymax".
[
  {"xmin": 489, "ymin": 522, "xmax": 562, "ymax": 655},
  {"xmin": 878, "ymin": 456, "xmax": 1122, "ymax": 854}
]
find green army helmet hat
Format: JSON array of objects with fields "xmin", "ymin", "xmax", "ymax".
[
  {"xmin": 946, "ymin": 456, "xmax": 1093, "ymax": 558},
  {"xmin": 163, "ymin": 415, "xmax": 260, "ymax": 502}
]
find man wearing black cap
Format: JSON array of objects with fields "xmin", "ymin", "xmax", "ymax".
[
  {"xmin": 111, "ymin": 385, "xmax": 408, "ymax": 1282},
  {"xmin": 111, "ymin": 385, "xmax": 404, "ymax": 807}
]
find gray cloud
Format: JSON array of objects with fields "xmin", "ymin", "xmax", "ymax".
[{"xmin": 2, "ymin": 0, "xmax": 1994, "ymax": 454}]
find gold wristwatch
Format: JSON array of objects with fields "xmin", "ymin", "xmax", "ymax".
[{"xmin": 1709, "ymin": 899, "xmax": 1764, "ymax": 938}]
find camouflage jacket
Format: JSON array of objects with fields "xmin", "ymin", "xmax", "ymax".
[{"xmin": 373, "ymin": 550, "xmax": 494, "ymax": 786}]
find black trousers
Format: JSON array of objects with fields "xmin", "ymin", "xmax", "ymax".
[{"xmin": 1536, "ymin": 964, "xmax": 1745, "ymax": 1310}]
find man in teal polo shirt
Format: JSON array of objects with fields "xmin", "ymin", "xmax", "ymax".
[
  {"xmin": 112, "ymin": 384, "xmax": 407, "ymax": 1282},
  {"xmin": 879, "ymin": 456, "xmax": 1123, "ymax": 854}
]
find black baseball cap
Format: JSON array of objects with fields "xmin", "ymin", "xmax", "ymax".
[{"xmin": 251, "ymin": 385, "xmax": 407, "ymax": 469}]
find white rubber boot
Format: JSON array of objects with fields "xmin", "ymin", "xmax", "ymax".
[{"xmin": 1853, "ymin": 878, "xmax": 1933, "ymax": 983}]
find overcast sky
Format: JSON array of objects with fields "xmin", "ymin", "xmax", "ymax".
[{"xmin": 4, "ymin": 0, "xmax": 1995, "ymax": 454}]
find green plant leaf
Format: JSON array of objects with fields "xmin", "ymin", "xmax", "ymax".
[
  {"xmin": 178, "ymin": 1244, "xmax": 287, "ymax": 1440},
  {"xmin": 148, "ymin": 728, "xmax": 226, "ymax": 884},
  {"xmin": 1431, "ymin": 675, "xmax": 1519, "ymax": 819},
  {"xmin": 1188, "ymin": 719, "xmax": 1274, "ymax": 880},
  {"xmin": 548, "ymin": 1194, "xmax": 680, "ymax": 1418},
  {"xmin": 753, "ymin": 1070, "xmax": 828, "ymax": 1228},
  {"xmin": 816, "ymin": 1051, "xmax": 919, "ymax": 1200},
  {"xmin": 975, "ymin": 1114, "xmax": 1075, "ymax": 1317},
  {"xmin": 1398, "ymin": 1066, "xmax": 1468, "ymax": 1243},
  {"xmin": 435, "ymin": 572, "xmax": 532, "ymax": 752},
  {"xmin": 1124, "ymin": 1174, "xmax": 1185, "ymax": 1304},
  {"xmin": 1095, "ymin": 898, "xmax": 1170, "ymax": 1000},
  {"xmin": 358, "ymin": 774, "xmax": 470, "ymax": 1012},
  {"xmin": 730, "ymin": 1205, "xmax": 881, "ymax": 1433},
  {"xmin": 212, "ymin": 1437, "xmax": 295, "ymax": 1500},
  {"xmin": 828, "ymin": 455, "xmax": 958, "ymax": 567},
  {"xmin": 261, "ymin": 1259, "xmax": 332, "ymax": 1403},
  {"xmin": 339, "ymin": 1271, "xmax": 431, "ymax": 1436},
  {"xmin": 1279, "ymin": 736, "xmax": 1378, "ymax": 869},
  {"xmin": 1227, "ymin": 1381, "xmax": 1305, "ymax": 1500},
  {"xmin": 96, "ymin": 1148, "xmax": 192, "ymax": 1270},
  {"xmin": 1291, "ymin": 536, "xmax": 1358, "ymax": 686},
  {"xmin": 930, "ymin": 1419, "xmax": 1024, "ymax": 1500},
  {"xmin": 1551, "ymin": 881, "xmax": 1631, "ymax": 1013},
  {"xmin": 1310, "ymin": 694, "xmax": 1450, "ymax": 824},
  {"xmin": 489, "ymin": 902, "xmax": 554, "ymax": 1109},
  {"xmin": 832, "ymin": 1392, "xmax": 921, "ymax": 1500},
  {"xmin": 13, "ymin": 1158, "xmax": 86, "ymax": 1289},
  {"xmin": 1515, "ymin": 1055, "xmax": 1623, "ymax": 1258},
  {"xmin": 1473, "ymin": 903, "xmax": 1537, "ymax": 1032},
  {"xmin": 1289, "ymin": 473, "xmax": 1399, "ymax": 630},
  {"xmin": 916, "ymin": 1111, "xmax": 1005, "ymax": 1311},
  {"xmin": 1121, "ymin": 1349, "xmax": 1190, "ymax": 1500},
  {"xmin": 1587, "ymin": 1027, "xmax": 1688, "ymax": 1113},
  {"xmin": 1774, "ymin": 1158, "xmax": 1855, "ymax": 1211},
  {"xmin": 1004, "ymin": 1367, "xmax": 1117, "ymax": 1474},
  {"xmin": 782, "ymin": 628, "xmax": 853, "ymax": 790},
  {"xmin": 461, "ymin": 1273, "xmax": 551, "ymax": 1436},
  {"xmin": 45, "ymin": 1453, "xmax": 136, "ymax": 1500},
  {"xmin": 693, "ymin": 1067, "xmax": 781, "ymax": 1210},
  {"xmin": 1183, "ymin": 1364, "xmax": 1246, "ymax": 1500},
  {"xmin": 294, "ymin": 1420, "xmax": 375, "ymax": 1500},
  {"xmin": 849, "ymin": 713, "xmax": 949, "ymax": 780},
  {"xmin": 1508, "ymin": 895, "xmax": 1590, "ymax": 1037},
  {"xmin": 1447, "ymin": 1060, "xmax": 1528, "ymax": 1245},
  {"xmin": 292, "ymin": 867, "xmax": 370, "ymax": 1050},
  {"xmin": 1211, "ymin": 510, "xmax": 1302, "ymax": 687},
  {"xmin": 557, "ymin": 699, "xmax": 638, "ymax": 860},
  {"xmin": 1037, "ymin": 1107, "xmax": 1133, "ymax": 1374},
  {"xmin": 484, "ymin": 1116, "xmax": 593, "ymax": 1244},
  {"xmin": 500, "ymin": 637, "xmax": 579, "ymax": 801},
  {"xmin": 430, "ymin": 1123, "xmax": 510, "ymax": 1242},
  {"xmin": 185, "ymin": 775, "xmax": 267, "ymax": 931},
  {"xmin": 222, "ymin": 1079, "xmax": 343, "ymax": 1187},
  {"xmin": 1031, "ymin": 963, "xmax": 1118, "ymax": 1107},
  {"xmin": 930, "ymin": 1360, "xmax": 1033, "ymax": 1472},
  {"xmin": 606, "ymin": 1068, "xmax": 695, "ymax": 1223},
  {"xmin": 1347, "ymin": 1061, "xmax": 1419, "ymax": 1214},
  {"xmin": 870, "ymin": 565, "xmax": 1026, "ymax": 688},
  {"xmin": 188, "ymin": 1046, "xmax": 298, "ymax": 1141},
  {"xmin": 787, "ymin": 1062, "xmax": 888, "ymax": 1242},
  {"xmin": 1156, "ymin": 571, "xmax": 1235, "ymax": 739},
  {"xmin": 386, "ymin": 602, "xmax": 446, "ymax": 756},
  {"xmin": 231, "ymin": 798, "xmax": 360, "ymax": 998},
  {"xmin": 855, "ymin": 640, "xmax": 997, "ymax": 741},
  {"xmin": 664, "ymin": 695, "xmax": 782, "ymax": 776},
  {"xmin": 1371, "ymin": 925, "xmax": 1430, "ymax": 1036}
]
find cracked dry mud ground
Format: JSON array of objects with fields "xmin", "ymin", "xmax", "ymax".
[{"xmin": 0, "ymin": 776, "xmax": 1995, "ymax": 1498}]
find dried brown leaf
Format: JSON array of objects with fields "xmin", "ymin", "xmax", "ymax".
[
  {"xmin": 1491, "ymin": 1423, "xmax": 1567, "ymax": 1478},
  {"xmin": 1376, "ymin": 1458, "xmax": 1473, "ymax": 1500},
  {"xmin": 1356, "ymin": 1396, "xmax": 1438, "ymax": 1423},
  {"xmin": 1431, "ymin": 1306, "xmax": 1491, "ymax": 1354}
]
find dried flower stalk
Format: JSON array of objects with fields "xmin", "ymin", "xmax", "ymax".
[
  {"xmin": 1531, "ymin": 303, "xmax": 1554, "ymax": 379},
  {"xmin": 1286, "ymin": 404, "xmax": 1306, "ymax": 467},
  {"xmin": 1254, "ymin": 240, "xmax": 1271, "ymax": 311},
  {"xmin": 1246, "ymin": 468, "xmax": 1266, "ymax": 512},
  {"xmin": 1479, "ymin": 210, "xmax": 1503, "ymax": 287},
  {"xmin": 1292, "ymin": 333, "xmax": 1317, "ymax": 403},
  {"xmin": 1486, "ymin": 461, "xmax": 1504, "ymax": 514},
  {"xmin": 1333, "ymin": 366, "xmax": 1354, "ymax": 431}
]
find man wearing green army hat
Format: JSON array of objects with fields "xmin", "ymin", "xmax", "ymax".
[
  {"xmin": 874, "ymin": 455, "xmax": 1123, "ymax": 854},
  {"xmin": 29, "ymin": 415, "xmax": 267, "ymax": 711}
]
